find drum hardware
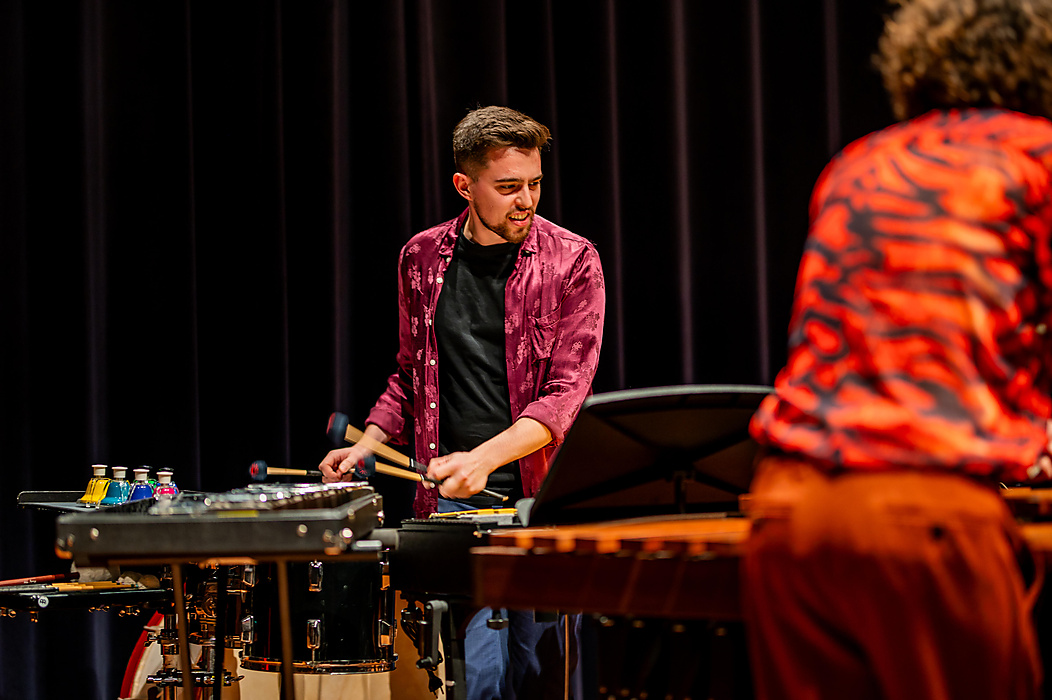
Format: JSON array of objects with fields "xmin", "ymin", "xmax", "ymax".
[
  {"xmin": 142, "ymin": 565, "xmax": 245, "ymax": 699},
  {"xmin": 307, "ymin": 561, "xmax": 323, "ymax": 592},
  {"xmin": 399, "ymin": 598, "xmax": 446, "ymax": 693},
  {"xmin": 145, "ymin": 667, "xmax": 240, "ymax": 691},
  {"xmin": 226, "ymin": 564, "xmax": 256, "ymax": 595},
  {"xmin": 307, "ymin": 618, "xmax": 322, "ymax": 663}
]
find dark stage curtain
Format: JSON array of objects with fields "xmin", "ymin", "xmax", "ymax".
[{"xmin": 0, "ymin": 1, "xmax": 894, "ymax": 697}]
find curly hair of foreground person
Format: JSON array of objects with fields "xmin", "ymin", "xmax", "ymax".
[{"xmin": 877, "ymin": 0, "xmax": 1052, "ymax": 120}]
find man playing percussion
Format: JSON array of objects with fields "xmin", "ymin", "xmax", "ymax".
[
  {"xmin": 320, "ymin": 105, "xmax": 605, "ymax": 699},
  {"xmin": 746, "ymin": 1, "xmax": 1052, "ymax": 698}
]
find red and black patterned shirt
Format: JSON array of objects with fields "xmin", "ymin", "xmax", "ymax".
[{"xmin": 751, "ymin": 108, "xmax": 1052, "ymax": 482}]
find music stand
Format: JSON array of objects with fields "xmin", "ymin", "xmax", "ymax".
[{"xmin": 526, "ymin": 385, "xmax": 771, "ymax": 526}]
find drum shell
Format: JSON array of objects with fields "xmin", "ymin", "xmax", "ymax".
[{"xmin": 240, "ymin": 559, "xmax": 395, "ymax": 674}]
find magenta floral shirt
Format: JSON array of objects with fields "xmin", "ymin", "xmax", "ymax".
[{"xmin": 366, "ymin": 208, "xmax": 606, "ymax": 516}]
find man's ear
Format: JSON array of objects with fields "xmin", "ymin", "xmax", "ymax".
[{"xmin": 453, "ymin": 172, "xmax": 473, "ymax": 202}]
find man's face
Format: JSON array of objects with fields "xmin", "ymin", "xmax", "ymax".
[{"xmin": 455, "ymin": 147, "xmax": 542, "ymax": 245}]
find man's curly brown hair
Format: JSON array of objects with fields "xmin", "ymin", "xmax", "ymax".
[{"xmin": 878, "ymin": 0, "xmax": 1052, "ymax": 120}]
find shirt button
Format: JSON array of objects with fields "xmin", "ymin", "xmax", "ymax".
[
  {"xmin": 429, "ymin": 442, "xmax": 436, "ymax": 450},
  {"xmin": 430, "ymin": 402, "xmax": 436, "ymax": 409},
  {"xmin": 436, "ymin": 276, "xmax": 444, "ymax": 284},
  {"xmin": 429, "ymin": 359, "xmax": 436, "ymax": 366}
]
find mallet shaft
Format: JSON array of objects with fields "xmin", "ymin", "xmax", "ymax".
[
  {"xmin": 338, "ymin": 420, "xmax": 507, "ymax": 501},
  {"xmin": 266, "ymin": 462, "xmax": 419, "ymax": 483},
  {"xmin": 265, "ymin": 466, "xmax": 320, "ymax": 477}
]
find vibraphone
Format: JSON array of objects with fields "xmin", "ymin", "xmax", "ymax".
[{"xmin": 51, "ymin": 482, "xmax": 387, "ymax": 700}]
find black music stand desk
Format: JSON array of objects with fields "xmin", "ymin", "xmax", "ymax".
[{"xmin": 526, "ymin": 384, "xmax": 771, "ymax": 526}]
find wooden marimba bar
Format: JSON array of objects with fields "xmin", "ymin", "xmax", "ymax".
[
  {"xmin": 471, "ymin": 514, "xmax": 749, "ymax": 620},
  {"xmin": 471, "ymin": 488, "xmax": 1052, "ymax": 621}
]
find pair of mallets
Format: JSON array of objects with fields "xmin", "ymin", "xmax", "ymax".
[{"xmin": 248, "ymin": 412, "xmax": 507, "ymax": 502}]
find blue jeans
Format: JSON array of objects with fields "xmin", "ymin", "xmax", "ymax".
[{"xmin": 438, "ymin": 498, "xmax": 580, "ymax": 700}]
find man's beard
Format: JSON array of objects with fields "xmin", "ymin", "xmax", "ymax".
[{"xmin": 473, "ymin": 203, "xmax": 533, "ymax": 244}]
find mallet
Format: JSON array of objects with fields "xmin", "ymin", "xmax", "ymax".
[
  {"xmin": 249, "ymin": 457, "xmax": 421, "ymax": 483},
  {"xmin": 249, "ymin": 460, "xmax": 323, "ymax": 481},
  {"xmin": 326, "ymin": 412, "xmax": 508, "ymax": 501}
]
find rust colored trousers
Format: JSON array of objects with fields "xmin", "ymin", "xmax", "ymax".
[{"xmin": 743, "ymin": 455, "xmax": 1043, "ymax": 700}]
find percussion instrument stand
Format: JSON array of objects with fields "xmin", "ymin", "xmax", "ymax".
[
  {"xmin": 210, "ymin": 565, "xmax": 230, "ymax": 700},
  {"xmin": 275, "ymin": 559, "xmax": 296, "ymax": 700},
  {"xmin": 401, "ymin": 593, "xmax": 471, "ymax": 698},
  {"xmin": 161, "ymin": 563, "xmax": 240, "ymax": 700},
  {"xmin": 169, "ymin": 563, "xmax": 196, "ymax": 699},
  {"xmin": 443, "ymin": 602, "xmax": 471, "ymax": 698}
]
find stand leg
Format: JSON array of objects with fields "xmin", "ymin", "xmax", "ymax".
[
  {"xmin": 212, "ymin": 565, "xmax": 228, "ymax": 700},
  {"xmin": 443, "ymin": 603, "xmax": 472, "ymax": 700},
  {"xmin": 170, "ymin": 563, "xmax": 195, "ymax": 699},
  {"xmin": 276, "ymin": 560, "xmax": 295, "ymax": 700}
]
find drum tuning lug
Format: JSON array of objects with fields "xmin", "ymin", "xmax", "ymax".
[
  {"xmin": 306, "ymin": 618, "xmax": 322, "ymax": 662},
  {"xmin": 241, "ymin": 615, "xmax": 255, "ymax": 645},
  {"xmin": 26, "ymin": 611, "xmax": 39, "ymax": 623},
  {"xmin": 308, "ymin": 561, "xmax": 324, "ymax": 592}
]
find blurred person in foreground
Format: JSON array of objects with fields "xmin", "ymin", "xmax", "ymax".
[{"xmin": 746, "ymin": 1, "xmax": 1052, "ymax": 698}]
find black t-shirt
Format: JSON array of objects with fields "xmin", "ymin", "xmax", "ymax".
[{"xmin": 434, "ymin": 233, "xmax": 524, "ymax": 506}]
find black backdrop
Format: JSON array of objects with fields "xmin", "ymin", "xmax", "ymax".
[{"xmin": 0, "ymin": 1, "xmax": 895, "ymax": 697}]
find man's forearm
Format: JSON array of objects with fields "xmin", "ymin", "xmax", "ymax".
[{"xmin": 472, "ymin": 417, "xmax": 552, "ymax": 474}]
